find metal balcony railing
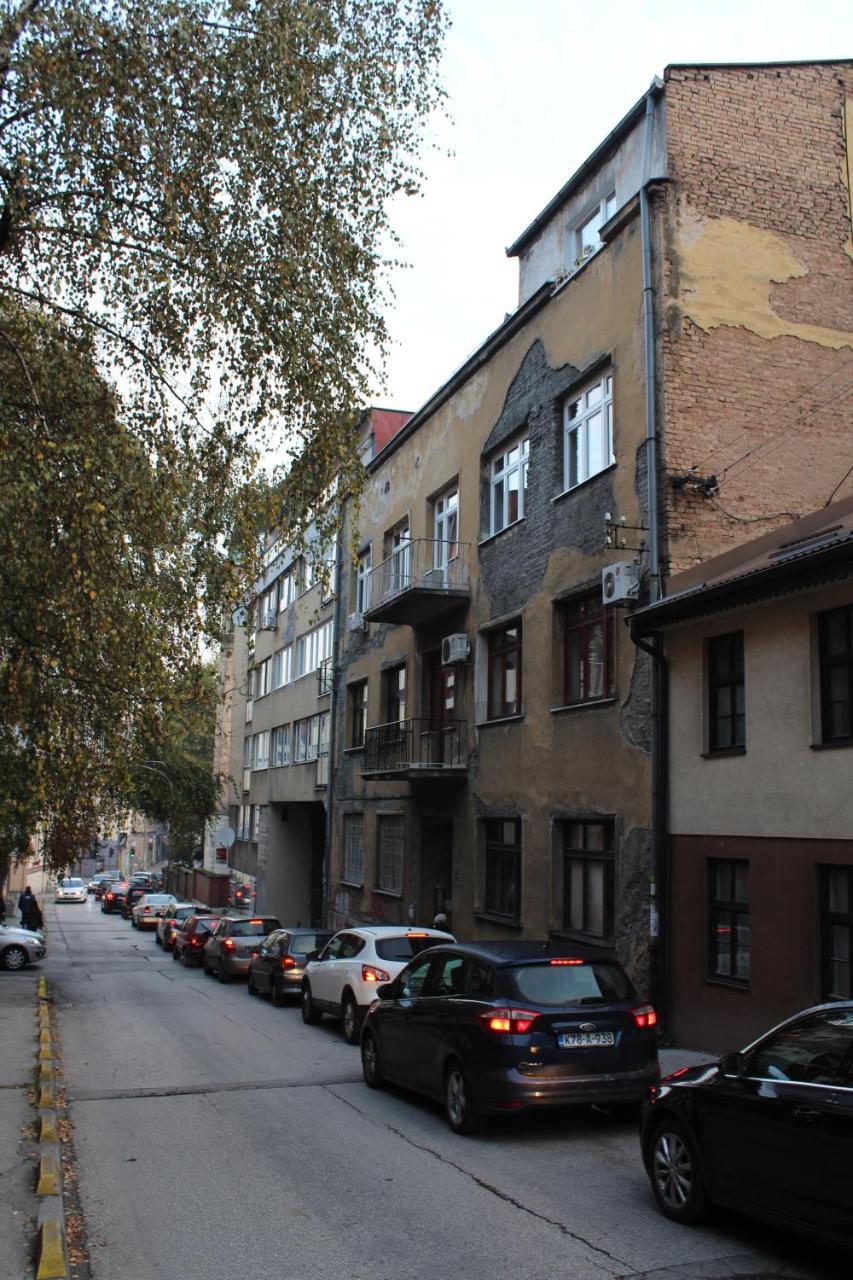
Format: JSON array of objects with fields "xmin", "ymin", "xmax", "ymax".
[
  {"xmin": 364, "ymin": 539, "xmax": 470, "ymax": 621},
  {"xmin": 363, "ymin": 717, "xmax": 467, "ymax": 776}
]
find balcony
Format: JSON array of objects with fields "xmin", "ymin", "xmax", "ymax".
[
  {"xmin": 363, "ymin": 539, "xmax": 470, "ymax": 626},
  {"xmin": 362, "ymin": 718, "xmax": 468, "ymax": 782}
]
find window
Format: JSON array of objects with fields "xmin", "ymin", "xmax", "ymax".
[
  {"xmin": 574, "ymin": 192, "xmax": 616, "ymax": 262},
  {"xmin": 708, "ymin": 859, "xmax": 750, "ymax": 984},
  {"xmin": 377, "ymin": 815, "xmax": 405, "ymax": 895},
  {"xmin": 253, "ymin": 658, "xmax": 271, "ymax": 699},
  {"xmin": 272, "ymin": 644, "xmax": 292, "ymax": 689},
  {"xmin": 484, "ymin": 818, "xmax": 521, "ymax": 919},
  {"xmin": 563, "ymin": 373, "xmax": 614, "ymax": 491},
  {"xmin": 250, "ymin": 805, "xmax": 262, "ymax": 840},
  {"xmin": 260, "ymin": 584, "xmax": 278, "ymax": 627},
  {"xmin": 243, "ymin": 737, "xmax": 253, "ymax": 769},
  {"xmin": 348, "ymin": 680, "xmax": 368, "ymax": 749},
  {"xmin": 342, "ymin": 814, "xmax": 364, "ymax": 885},
  {"xmin": 399, "ymin": 957, "xmax": 433, "ymax": 999},
  {"xmin": 562, "ymin": 820, "xmax": 615, "ymax": 940},
  {"xmin": 383, "ymin": 664, "xmax": 407, "ymax": 724},
  {"xmin": 386, "ymin": 521, "xmax": 411, "ymax": 594},
  {"xmin": 295, "ymin": 621, "xmax": 333, "ymax": 677},
  {"xmin": 433, "ymin": 486, "xmax": 459, "ymax": 569},
  {"xmin": 708, "ymin": 632, "xmax": 745, "ymax": 751},
  {"xmin": 271, "ymin": 725, "xmax": 290, "ymax": 767},
  {"xmin": 746, "ymin": 1010, "xmax": 853, "ymax": 1087},
  {"xmin": 278, "ymin": 569, "xmax": 295, "ymax": 612},
  {"xmin": 487, "ymin": 622, "xmax": 522, "ymax": 719},
  {"xmin": 819, "ymin": 604, "xmax": 853, "ymax": 744},
  {"xmin": 294, "ymin": 714, "xmax": 321, "ymax": 762},
  {"xmin": 356, "ymin": 548, "xmax": 372, "ymax": 615},
  {"xmin": 561, "ymin": 595, "xmax": 613, "ymax": 704},
  {"xmin": 253, "ymin": 731, "xmax": 269, "ymax": 770},
  {"xmin": 821, "ymin": 866, "xmax": 853, "ymax": 999},
  {"xmin": 489, "ymin": 436, "xmax": 529, "ymax": 535},
  {"xmin": 237, "ymin": 805, "xmax": 252, "ymax": 839}
]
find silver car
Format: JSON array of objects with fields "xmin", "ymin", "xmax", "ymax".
[
  {"xmin": 55, "ymin": 877, "xmax": 87, "ymax": 903},
  {"xmin": 131, "ymin": 893, "xmax": 177, "ymax": 929},
  {"xmin": 0, "ymin": 922, "xmax": 47, "ymax": 971}
]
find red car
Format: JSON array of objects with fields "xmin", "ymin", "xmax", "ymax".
[{"xmin": 172, "ymin": 914, "xmax": 220, "ymax": 967}]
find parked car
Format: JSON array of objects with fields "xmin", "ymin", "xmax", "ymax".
[
  {"xmin": 0, "ymin": 922, "xmax": 47, "ymax": 971},
  {"xmin": 172, "ymin": 914, "xmax": 220, "ymax": 966},
  {"xmin": 248, "ymin": 929, "xmax": 333, "ymax": 1004},
  {"xmin": 131, "ymin": 893, "xmax": 177, "ymax": 929},
  {"xmin": 92, "ymin": 873, "xmax": 121, "ymax": 899},
  {"xmin": 101, "ymin": 882, "xmax": 130, "ymax": 913},
  {"xmin": 302, "ymin": 925, "xmax": 455, "ymax": 1044},
  {"xmin": 88, "ymin": 871, "xmax": 119, "ymax": 894},
  {"xmin": 360, "ymin": 940, "xmax": 660, "ymax": 1134},
  {"xmin": 55, "ymin": 877, "xmax": 87, "ymax": 903},
  {"xmin": 121, "ymin": 883, "xmax": 151, "ymax": 919},
  {"xmin": 641, "ymin": 1001, "xmax": 853, "ymax": 1251},
  {"xmin": 156, "ymin": 902, "xmax": 201, "ymax": 949},
  {"xmin": 203, "ymin": 915, "xmax": 281, "ymax": 983}
]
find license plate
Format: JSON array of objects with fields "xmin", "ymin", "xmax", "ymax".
[{"xmin": 558, "ymin": 1031, "xmax": 615, "ymax": 1048}]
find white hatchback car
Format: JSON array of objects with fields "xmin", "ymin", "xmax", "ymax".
[
  {"xmin": 55, "ymin": 877, "xmax": 87, "ymax": 903},
  {"xmin": 301, "ymin": 925, "xmax": 455, "ymax": 1044}
]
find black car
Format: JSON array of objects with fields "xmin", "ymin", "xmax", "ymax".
[
  {"xmin": 248, "ymin": 929, "xmax": 333, "ymax": 1005},
  {"xmin": 100, "ymin": 881, "xmax": 130, "ymax": 913},
  {"xmin": 360, "ymin": 940, "xmax": 659, "ymax": 1134},
  {"xmin": 121, "ymin": 883, "xmax": 150, "ymax": 919},
  {"xmin": 641, "ymin": 1001, "xmax": 853, "ymax": 1252}
]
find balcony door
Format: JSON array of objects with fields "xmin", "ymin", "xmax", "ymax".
[
  {"xmin": 423, "ymin": 652, "xmax": 457, "ymax": 766},
  {"xmin": 420, "ymin": 817, "xmax": 453, "ymax": 927},
  {"xmin": 432, "ymin": 487, "xmax": 458, "ymax": 577}
]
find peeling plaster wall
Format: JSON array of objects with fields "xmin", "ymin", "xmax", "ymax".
[{"xmin": 662, "ymin": 64, "xmax": 853, "ymax": 576}]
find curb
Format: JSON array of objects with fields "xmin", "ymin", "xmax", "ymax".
[{"xmin": 33, "ymin": 980, "xmax": 70, "ymax": 1280}]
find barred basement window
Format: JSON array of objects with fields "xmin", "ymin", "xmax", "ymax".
[
  {"xmin": 377, "ymin": 815, "xmax": 405, "ymax": 895},
  {"xmin": 343, "ymin": 814, "xmax": 365, "ymax": 886}
]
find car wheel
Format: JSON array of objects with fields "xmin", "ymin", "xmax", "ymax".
[
  {"xmin": 1, "ymin": 945, "xmax": 28, "ymax": 972},
  {"xmin": 361, "ymin": 1030, "xmax": 383, "ymax": 1089},
  {"xmin": 270, "ymin": 977, "xmax": 285, "ymax": 1007},
  {"xmin": 180, "ymin": 949, "xmax": 191, "ymax": 966},
  {"xmin": 649, "ymin": 1119, "xmax": 709, "ymax": 1224},
  {"xmin": 301, "ymin": 983, "xmax": 321, "ymax": 1025},
  {"xmin": 445, "ymin": 1061, "xmax": 480, "ymax": 1135},
  {"xmin": 172, "ymin": 947, "xmax": 180, "ymax": 962},
  {"xmin": 155, "ymin": 934, "xmax": 162, "ymax": 946},
  {"xmin": 248, "ymin": 973, "xmax": 258, "ymax": 996},
  {"xmin": 217, "ymin": 958, "xmax": 229, "ymax": 983},
  {"xmin": 341, "ymin": 993, "xmax": 361, "ymax": 1045}
]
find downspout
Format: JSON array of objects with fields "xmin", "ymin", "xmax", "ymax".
[
  {"xmin": 637, "ymin": 82, "xmax": 670, "ymax": 1030},
  {"xmin": 321, "ymin": 516, "xmax": 346, "ymax": 929}
]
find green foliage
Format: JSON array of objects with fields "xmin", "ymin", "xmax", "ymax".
[{"xmin": 0, "ymin": 1, "xmax": 447, "ymax": 874}]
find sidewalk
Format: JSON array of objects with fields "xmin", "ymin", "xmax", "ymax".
[{"xmin": 0, "ymin": 969, "xmax": 39, "ymax": 1280}]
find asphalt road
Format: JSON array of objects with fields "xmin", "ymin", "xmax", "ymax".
[{"xmin": 41, "ymin": 897, "xmax": 847, "ymax": 1280}]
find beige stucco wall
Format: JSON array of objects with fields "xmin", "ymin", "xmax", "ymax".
[{"xmin": 667, "ymin": 579, "xmax": 853, "ymax": 840}]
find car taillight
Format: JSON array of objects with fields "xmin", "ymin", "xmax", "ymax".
[
  {"xmin": 280, "ymin": 956, "xmax": 296, "ymax": 971},
  {"xmin": 144, "ymin": 907, "xmax": 150, "ymax": 913},
  {"xmin": 223, "ymin": 939, "xmax": 237, "ymax": 950},
  {"xmin": 362, "ymin": 965, "xmax": 390, "ymax": 983},
  {"xmin": 190, "ymin": 936, "xmax": 203, "ymax": 946},
  {"xmin": 632, "ymin": 1004, "xmax": 657, "ymax": 1029},
  {"xmin": 106, "ymin": 893, "xmax": 114, "ymax": 900},
  {"xmin": 479, "ymin": 1008, "xmax": 539, "ymax": 1035}
]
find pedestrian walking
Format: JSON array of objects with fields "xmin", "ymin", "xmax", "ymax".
[
  {"xmin": 433, "ymin": 911, "xmax": 449, "ymax": 930},
  {"xmin": 0, "ymin": 890, "xmax": 6, "ymax": 923},
  {"xmin": 27, "ymin": 895, "xmax": 43, "ymax": 931},
  {"xmin": 18, "ymin": 885, "xmax": 34, "ymax": 926}
]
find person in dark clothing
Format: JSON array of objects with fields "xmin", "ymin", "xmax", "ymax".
[{"xmin": 18, "ymin": 886, "xmax": 34, "ymax": 925}]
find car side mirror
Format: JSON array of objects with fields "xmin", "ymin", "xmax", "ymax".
[
  {"xmin": 719, "ymin": 1051, "xmax": 745, "ymax": 1077},
  {"xmin": 376, "ymin": 982, "xmax": 395, "ymax": 1000}
]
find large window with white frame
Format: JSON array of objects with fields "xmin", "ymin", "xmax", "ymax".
[
  {"xmin": 489, "ymin": 436, "xmax": 529, "ymax": 535},
  {"xmin": 295, "ymin": 620, "xmax": 333, "ymax": 678},
  {"xmin": 433, "ymin": 485, "xmax": 459, "ymax": 570},
  {"xmin": 278, "ymin": 568, "xmax": 295, "ymax": 613},
  {"xmin": 252, "ymin": 731, "xmax": 269, "ymax": 770},
  {"xmin": 260, "ymin": 584, "xmax": 278, "ymax": 628},
  {"xmin": 293, "ymin": 713, "xmax": 322, "ymax": 762},
  {"xmin": 272, "ymin": 644, "xmax": 292, "ymax": 689},
  {"xmin": 271, "ymin": 725, "xmax": 290, "ymax": 767},
  {"xmin": 356, "ymin": 547, "xmax": 372, "ymax": 615},
  {"xmin": 574, "ymin": 192, "xmax": 616, "ymax": 264},
  {"xmin": 563, "ymin": 372, "xmax": 614, "ymax": 492}
]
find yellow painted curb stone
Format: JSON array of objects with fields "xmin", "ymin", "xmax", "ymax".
[
  {"xmin": 39, "ymin": 1084, "xmax": 55, "ymax": 1108},
  {"xmin": 39, "ymin": 1063, "xmax": 55, "ymax": 1084},
  {"xmin": 36, "ymin": 1152, "xmax": 61, "ymax": 1197},
  {"xmin": 40, "ymin": 1114, "xmax": 58, "ymax": 1143},
  {"xmin": 37, "ymin": 1219, "xmax": 68, "ymax": 1280},
  {"xmin": 37, "ymin": 977, "xmax": 48, "ymax": 998}
]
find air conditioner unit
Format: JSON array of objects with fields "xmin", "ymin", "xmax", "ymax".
[
  {"xmin": 347, "ymin": 612, "xmax": 367, "ymax": 633},
  {"xmin": 441, "ymin": 633, "xmax": 470, "ymax": 665},
  {"xmin": 602, "ymin": 560, "xmax": 639, "ymax": 606}
]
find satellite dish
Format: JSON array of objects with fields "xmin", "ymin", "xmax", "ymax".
[{"xmin": 215, "ymin": 825, "xmax": 236, "ymax": 849}]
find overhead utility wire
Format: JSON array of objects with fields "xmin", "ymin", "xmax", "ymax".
[{"xmin": 720, "ymin": 380, "xmax": 853, "ymax": 483}]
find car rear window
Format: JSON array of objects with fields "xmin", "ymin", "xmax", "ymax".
[
  {"xmin": 191, "ymin": 919, "xmax": 217, "ymax": 934},
  {"xmin": 174, "ymin": 906, "xmax": 195, "ymax": 920},
  {"xmin": 375, "ymin": 934, "xmax": 450, "ymax": 962},
  {"xmin": 505, "ymin": 961, "xmax": 636, "ymax": 1006},
  {"xmin": 230, "ymin": 919, "xmax": 279, "ymax": 938},
  {"xmin": 291, "ymin": 933, "xmax": 329, "ymax": 956}
]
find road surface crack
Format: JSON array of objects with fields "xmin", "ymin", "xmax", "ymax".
[
  {"xmin": 325, "ymin": 1086, "xmax": 628, "ymax": 1274},
  {"xmin": 69, "ymin": 1074, "xmax": 363, "ymax": 1102}
]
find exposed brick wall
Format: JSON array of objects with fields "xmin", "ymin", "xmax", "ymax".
[{"xmin": 661, "ymin": 63, "xmax": 853, "ymax": 577}]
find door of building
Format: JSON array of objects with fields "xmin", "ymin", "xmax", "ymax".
[{"xmin": 420, "ymin": 817, "xmax": 453, "ymax": 927}]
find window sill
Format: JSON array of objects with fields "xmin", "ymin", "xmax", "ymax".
[
  {"xmin": 374, "ymin": 887, "xmax": 403, "ymax": 899},
  {"xmin": 550, "ymin": 698, "xmax": 617, "ymax": 717},
  {"xmin": 810, "ymin": 738, "xmax": 853, "ymax": 751},
  {"xmin": 477, "ymin": 714, "xmax": 524, "ymax": 729},
  {"xmin": 701, "ymin": 747, "xmax": 746, "ymax": 759},
  {"xmin": 270, "ymin": 762, "xmax": 290, "ymax": 769},
  {"xmin": 293, "ymin": 758, "xmax": 319, "ymax": 766},
  {"xmin": 551, "ymin": 462, "xmax": 617, "ymax": 505},
  {"xmin": 705, "ymin": 976, "xmax": 750, "ymax": 992},
  {"xmin": 339, "ymin": 880, "xmax": 364, "ymax": 890},
  {"xmin": 478, "ymin": 517, "xmax": 527, "ymax": 550},
  {"xmin": 474, "ymin": 911, "xmax": 523, "ymax": 930}
]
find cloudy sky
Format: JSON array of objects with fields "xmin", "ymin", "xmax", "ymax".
[{"xmin": 378, "ymin": 0, "xmax": 851, "ymax": 413}]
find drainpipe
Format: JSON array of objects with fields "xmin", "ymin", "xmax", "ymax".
[
  {"xmin": 636, "ymin": 83, "xmax": 670, "ymax": 1030},
  {"xmin": 321, "ymin": 517, "xmax": 345, "ymax": 929}
]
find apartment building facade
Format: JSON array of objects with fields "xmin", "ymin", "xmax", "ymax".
[{"xmin": 325, "ymin": 61, "xmax": 853, "ymax": 997}]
